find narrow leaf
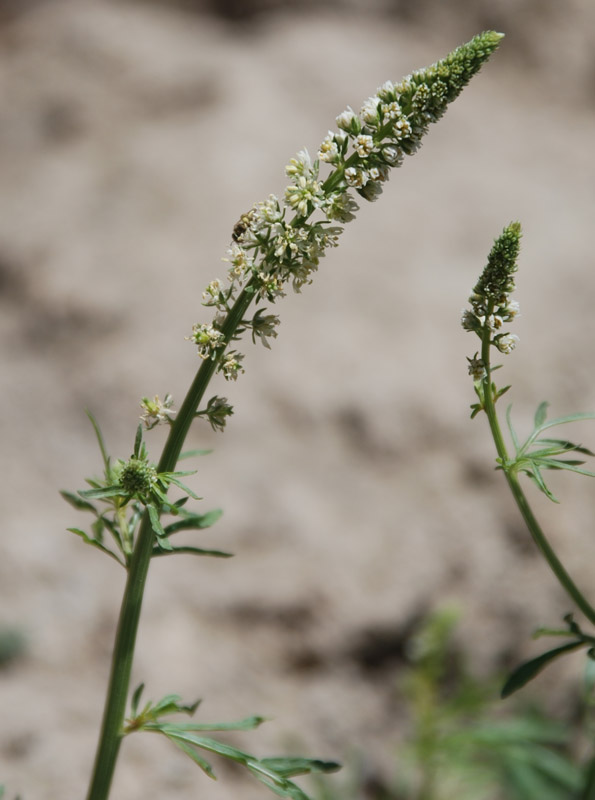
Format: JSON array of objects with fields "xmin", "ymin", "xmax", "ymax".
[
  {"xmin": 146, "ymin": 715, "xmax": 266, "ymax": 733},
  {"xmin": 147, "ymin": 504, "xmax": 167, "ymax": 541},
  {"xmin": 131, "ymin": 683, "xmax": 145, "ymax": 716},
  {"xmin": 163, "ymin": 732, "xmax": 217, "ymax": 779},
  {"xmin": 534, "ymin": 401, "xmax": 549, "ymax": 428},
  {"xmin": 134, "ymin": 423, "xmax": 143, "ymax": 458},
  {"xmin": 152, "ymin": 545, "xmax": 232, "ymax": 559},
  {"xmin": 85, "ymin": 409, "xmax": 111, "ymax": 472},
  {"xmin": 179, "ymin": 449, "xmax": 213, "ymax": 460},
  {"xmin": 501, "ymin": 640, "xmax": 584, "ymax": 698},
  {"xmin": 164, "ymin": 509, "xmax": 223, "ymax": 535},
  {"xmin": 166, "ymin": 476, "xmax": 200, "ymax": 499},
  {"xmin": 79, "ymin": 486, "xmax": 124, "ymax": 500},
  {"xmin": 60, "ymin": 490, "xmax": 97, "ymax": 513},
  {"xmin": 506, "ymin": 405, "xmax": 520, "ymax": 451},
  {"xmin": 67, "ymin": 528, "xmax": 126, "ymax": 567},
  {"xmin": 259, "ymin": 758, "xmax": 341, "ymax": 778}
]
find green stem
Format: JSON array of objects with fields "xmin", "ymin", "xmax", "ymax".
[
  {"xmin": 85, "ymin": 285, "xmax": 255, "ymax": 800},
  {"xmin": 480, "ymin": 330, "xmax": 595, "ymax": 627}
]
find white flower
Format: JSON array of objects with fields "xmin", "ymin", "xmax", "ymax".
[
  {"xmin": 285, "ymin": 175, "xmax": 324, "ymax": 216},
  {"xmin": 223, "ymin": 244, "xmax": 253, "ymax": 277},
  {"xmin": 318, "ymin": 132, "xmax": 340, "ymax": 163},
  {"xmin": 221, "ymin": 352, "xmax": 245, "ymax": 381},
  {"xmin": 202, "ymin": 279, "xmax": 224, "ymax": 305},
  {"xmin": 354, "ymin": 134, "xmax": 375, "ymax": 157},
  {"xmin": 504, "ymin": 300, "xmax": 520, "ymax": 320},
  {"xmin": 190, "ymin": 323, "xmax": 225, "ymax": 359},
  {"xmin": 382, "ymin": 146, "xmax": 403, "ymax": 166},
  {"xmin": 376, "ymin": 80, "xmax": 396, "ymax": 101},
  {"xmin": 344, "ymin": 167, "xmax": 368, "ymax": 188},
  {"xmin": 285, "ymin": 149, "xmax": 314, "ymax": 179},
  {"xmin": 496, "ymin": 333, "xmax": 519, "ymax": 354},
  {"xmin": 140, "ymin": 394, "xmax": 176, "ymax": 429},
  {"xmin": 336, "ymin": 106, "xmax": 360, "ymax": 134},
  {"xmin": 360, "ymin": 96, "xmax": 381, "ymax": 125},
  {"xmin": 324, "ymin": 191, "xmax": 358, "ymax": 222}
]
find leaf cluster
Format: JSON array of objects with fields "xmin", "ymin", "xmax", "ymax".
[
  {"xmin": 61, "ymin": 412, "xmax": 229, "ymax": 567},
  {"xmin": 501, "ymin": 402, "xmax": 595, "ymax": 502},
  {"xmin": 124, "ymin": 686, "xmax": 340, "ymax": 800}
]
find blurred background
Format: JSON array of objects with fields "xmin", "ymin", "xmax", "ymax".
[{"xmin": 2, "ymin": 1, "xmax": 595, "ymax": 797}]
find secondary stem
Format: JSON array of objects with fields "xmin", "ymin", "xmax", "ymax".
[
  {"xmin": 85, "ymin": 284, "xmax": 255, "ymax": 800},
  {"xmin": 480, "ymin": 330, "xmax": 595, "ymax": 627}
]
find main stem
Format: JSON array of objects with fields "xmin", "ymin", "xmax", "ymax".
[
  {"xmin": 85, "ymin": 285, "xmax": 255, "ymax": 800},
  {"xmin": 480, "ymin": 331, "xmax": 595, "ymax": 627}
]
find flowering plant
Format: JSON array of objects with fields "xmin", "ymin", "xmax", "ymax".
[
  {"xmin": 13, "ymin": 31, "xmax": 504, "ymax": 800},
  {"xmin": 462, "ymin": 225, "xmax": 595, "ymax": 784}
]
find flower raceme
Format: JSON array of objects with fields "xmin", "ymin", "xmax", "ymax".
[
  {"xmin": 186, "ymin": 32, "xmax": 504, "ymax": 385},
  {"xmin": 462, "ymin": 222, "xmax": 522, "ymax": 377}
]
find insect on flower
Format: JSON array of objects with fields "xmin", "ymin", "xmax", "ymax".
[{"xmin": 231, "ymin": 210, "xmax": 254, "ymax": 243}]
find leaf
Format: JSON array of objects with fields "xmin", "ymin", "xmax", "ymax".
[
  {"xmin": 131, "ymin": 683, "xmax": 145, "ymax": 717},
  {"xmin": 501, "ymin": 641, "xmax": 584, "ymax": 698},
  {"xmin": 133, "ymin": 423, "xmax": 143, "ymax": 459},
  {"xmin": 506, "ymin": 405, "xmax": 520, "ymax": 451},
  {"xmin": 151, "ymin": 545, "xmax": 233, "ymax": 559},
  {"xmin": 523, "ymin": 464, "xmax": 559, "ymax": 503},
  {"xmin": 179, "ymin": 449, "xmax": 213, "ymax": 461},
  {"xmin": 146, "ymin": 715, "xmax": 266, "ymax": 733},
  {"xmin": 534, "ymin": 401, "xmax": 549, "ymax": 429},
  {"xmin": 259, "ymin": 758, "xmax": 341, "ymax": 778},
  {"xmin": 165, "ymin": 475, "xmax": 200, "ymax": 500},
  {"xmin": 166, "ymin": 734, "xmax": 217, "ymax": 779},
  {"xmin": 85, "ymin": 409, "xmax": 111, "ymax": 472},
  {"xmin": 147, "ymin": 504, "xmax": 168, "ymax": 541},
  {"xmin": 164, "ymin": 509, "xmax": 223, "ymax": 535},
  {"xmin": 67, "ymin": 528, "xmax": 126, "ymax": 567},
  {"xmin": 60, "ymin": 490, "xmax": 97, "ymax": 513},
  {"xmin": 150, "ymin": 694, "xmax": 201, "ymax": 718},
  {"xmin": 79, "ymin": 486, "xmax": 124, "ymax": 500}
]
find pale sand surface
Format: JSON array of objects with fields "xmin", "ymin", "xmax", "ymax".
[{"xmin": 2, "ymin": 2, "xmax": 595, "ymax": 797}]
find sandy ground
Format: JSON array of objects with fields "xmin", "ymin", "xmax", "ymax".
[{"xmin": 2, "ymin": 1, "xmax": 595, "ymax": 798}]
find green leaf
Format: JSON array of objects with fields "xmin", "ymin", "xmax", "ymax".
[
  {"xmin": 179, "ymin": 449, "xmax": 213, "ymax": 460},
  {"xmin": 166, "ymin": 733, "xmax": 216, "ymax": 779},
  {"xmin": 150, "ymin": 694, "xmax": 201, "ymax": 718},
  {"xmin": 131, "ymin": 683, "xmax": 145, "ymax": 717},
  {"xmin": 133, "ymin": 423, "xmax": 143, "ymax": 459},
  {"xmin": 534, "ymin": 401, "xmax": 549, "ymax": 429},
  {"xmin": 60, "ymin": 490, "xmax": 97, "ymax": 513},
  {"xmin": 85, "ymin": 409, "xmax": 111, "ymax": 472},
  {"xmin": 165, "ymin": 475, "xmax": 200, "ymax": 499},
  {"xmin": 67, "ymin": 528, "xmax": 126, "ymax": 567},
  {"xmin": 506, "ymin": 405, "xmax": 520, "ymax": 451},
  {"xmin": 79, "ymin": 486, "xmax": 124, "ymax": 500},
  {"xmin": 146, "ymin": 715, "xmax": 265, "ymax": 733},
  {"xmin": 259, "ymin": 758, "xmax": 341, "ymax": 778},
  {"xmin": 523, "ymin": 464, "xmax": 559, "ymax": 502},
  {"xmin": 147, "ymin": 504, "xmax": 166, "ymax": 537},
  {"xmin": 501, "ymin": 641, "xmax": 584, "ymax": 698},
  {"xmin": 151, "ymin": 545, "xmax": 233, "ymax": 559},
  {"xmin": 164, "ymin": 509, "xmax": 223, "ymax": 535}
]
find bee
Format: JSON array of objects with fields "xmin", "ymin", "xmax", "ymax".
[{"xmin": 232, "ymin": 210, "xmax": 254, "ymax": 243}]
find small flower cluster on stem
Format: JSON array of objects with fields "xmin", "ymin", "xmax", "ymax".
[
  {"xmin": 185, "ymin": 31, "xmax": 504, "ymax": 400},
  {"xmin": 462, "ymin": 221, "xmax": 521, "ymax": 396}
]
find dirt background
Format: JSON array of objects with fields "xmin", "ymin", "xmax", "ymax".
[{"xmin": 2, "ymin": 1, "xmax": 595, "ymax": 798}]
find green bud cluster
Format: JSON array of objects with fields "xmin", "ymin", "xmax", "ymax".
[
  {"xmin": 462, "ymin": 222, "xmax": 522, "ymax": 377},
  {"xmin": 119, "ymin": 457, "xmax": 157, "ymax": 501}
]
